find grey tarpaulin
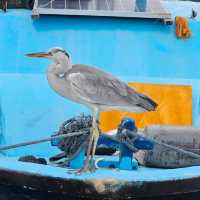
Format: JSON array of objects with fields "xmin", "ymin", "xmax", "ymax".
[{"xmin": 135, "ymin": 125, "xmax": 200, "ymax": 168}]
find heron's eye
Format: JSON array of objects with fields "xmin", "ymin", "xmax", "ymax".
[
  {"xmin": 49, "ymin": 52, "xmax": 53, "ymax": 56},
  {"xmin": 65, "ymin": 52, "xmax": 70, "ymax": 58}
]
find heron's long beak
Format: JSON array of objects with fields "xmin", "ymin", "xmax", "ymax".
[{"xmin": 26, "ymin": 52, "xmax": 50, "ymax": 58}]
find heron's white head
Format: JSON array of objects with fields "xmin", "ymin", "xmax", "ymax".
[{"xmin": 26, "ymin": 47, "xmax": 72, "ymax": 68}]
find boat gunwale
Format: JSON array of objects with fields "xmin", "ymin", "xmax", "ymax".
[{"xmin": 0, "ymin": 165, "xmax": 200, "ymax": 199}]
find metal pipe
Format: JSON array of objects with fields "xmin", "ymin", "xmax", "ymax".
[
  {"xmin": 1, "ymin": 129, "xmax": 200, "ymax": 161},
  {"xmin": 126, "ymin": 130, "xmax": 200, "ymax": 160},
  {"xmin": 0, "ymin": 131, "xmax": 86, "ymax": 151}
]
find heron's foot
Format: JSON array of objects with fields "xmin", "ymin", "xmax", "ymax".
[
  {"xmin": 76, "ymin": 159, "xmax": 97, "ymax": 174},
  {"xmin": 76, "ymin": 164, "xmax": 90, "ymax": 174},
  {"xmin": 89, "ymin": 159, "xmax": 97, "ymax": 172}
]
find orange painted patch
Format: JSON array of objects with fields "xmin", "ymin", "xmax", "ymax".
[{"xmin": 99, "ymin": 83, "xmax": 192, "ymax": 132}]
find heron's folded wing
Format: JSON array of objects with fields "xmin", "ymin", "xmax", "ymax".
[{"xmin": 68, "ymin": 72, "xmax": 132, "ymax": 106}]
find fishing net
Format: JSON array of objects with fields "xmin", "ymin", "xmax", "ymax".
[{"xmin": 56, "ymin": 114, "xmax": 92, "ymax": 159}]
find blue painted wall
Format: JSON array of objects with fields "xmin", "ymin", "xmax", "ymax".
[{"xmin": 0, "ymin": 8, "xmax": 200, "ymax": 157}]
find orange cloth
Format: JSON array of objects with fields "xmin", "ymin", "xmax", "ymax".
[
  {"xmin": 99, "ymin": 83, "xmax": 192, "ymax": 132},
  {"xmin": 175, "ymin": 16, "xmax": 192, "ymax": 39}
]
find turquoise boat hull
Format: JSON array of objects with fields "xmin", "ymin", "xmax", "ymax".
[
  {"xmin": 1, "ymin": 2, "xmax": 200, "ymax": 199},
  {"xmin": 0, "ymin": 156, "xmax": 199, "ymax": 199}
]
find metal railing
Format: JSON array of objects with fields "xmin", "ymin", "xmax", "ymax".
[{"xmin": 32, "ymin": 0, "xmax": 172, "ymax": 24}]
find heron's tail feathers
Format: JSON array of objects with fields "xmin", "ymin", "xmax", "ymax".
[
  {"xmin": 127, "ymin": 87, "xmax": 158, "ymax": 112},
  {"xmin": 137, "ymin": 93, "xmax": 158, "ymax": 112}
]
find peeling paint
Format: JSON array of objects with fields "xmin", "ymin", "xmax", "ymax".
[{"xmin": 87, "ymin": 178, "xmax": 121, "ymax": 193}]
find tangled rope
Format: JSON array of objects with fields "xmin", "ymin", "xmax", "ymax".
[{"xmin": 57, "ymin": 114, "xmax": 92, "ymax": 159}]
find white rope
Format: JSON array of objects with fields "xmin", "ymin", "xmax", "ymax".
[
  {"xmin": 39, "ymin": 0, "xmax": 57, "ymax": 8},
  {"xmin": 79, "ymin": 0, "xmax": 81, "ymax": 10},
  {"xmin": 119, "ymin": 0, "xmax": 124, "ymax": 10},
  {"xmin": 105, "ymin": 0, "xmax": 110, "ymax": 10}
]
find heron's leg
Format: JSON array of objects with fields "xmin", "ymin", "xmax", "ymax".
[
  {"xmin": 89, "ymin": 129, "xmax": 99, "ymax": 172},
  {"xmin": 77, "ymin": 109, "xmax": 98, "ymax": 173},
  {"xmin": 89, "ymin": 112, "xmax": 100, "ymax": 171},
  {"xmin": 77, "ymin": 128, "xmax": 94, "ymax": 173}
]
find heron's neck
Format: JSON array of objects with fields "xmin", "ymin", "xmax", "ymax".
[
  {"xmin": 57, "ymin": 57, "xmax": 72, "ymax": 70},
  {"xmin": 48, "ymin": 61, "xmax": 72, "ymax": 76},
  {"xmin": 47, "ymin": 63, "xmax": 69, "ymax": 93},
  {"xmin": 47, "ymin": 63, "xmax": 73, "ymax": 100}
]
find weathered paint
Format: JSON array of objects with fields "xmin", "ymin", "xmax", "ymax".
[{"xmin": 0, "ymin": 1, "xmax": 200, "ymax": 157}]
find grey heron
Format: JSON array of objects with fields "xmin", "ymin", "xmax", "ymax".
[{"xmin": 26, "ymin": 47, "xmax": 157, "ymax": 172}]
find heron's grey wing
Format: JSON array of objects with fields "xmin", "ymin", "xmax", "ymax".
[
  {"xmin": 68, "ymin": 72, "xmax": 127, "ymax": 106},
  {"xmin": 70, "ymin": 64, "xmax": 129, "ymax": 97},
  {"xmin": 67, "ymin": 70, "xmax": 157, "ymax": 111}
]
